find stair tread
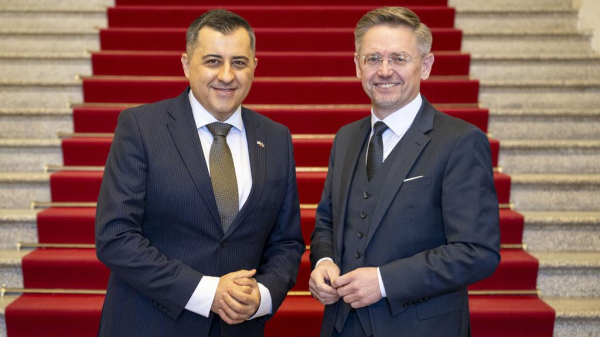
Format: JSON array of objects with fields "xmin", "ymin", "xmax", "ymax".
[
  {"xmin": 543, "ymin": 297, "xmax": 600, "ymax": 318},
  {"xmin": 531, "ymin": 252, "xmax": 600, "ymax": 268}
]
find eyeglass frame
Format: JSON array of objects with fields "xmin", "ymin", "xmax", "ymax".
[{"xmin": 358, "ymin": 52, "xmax": 425, "ymax": 70}]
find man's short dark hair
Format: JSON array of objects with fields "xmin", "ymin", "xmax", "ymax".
[{"xmin": 186, "ymin": 9, "xmax": 256, "ymax": 56}]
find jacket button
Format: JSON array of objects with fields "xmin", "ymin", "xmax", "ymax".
[
  {"xmin": 360, "ymin": 212, "xmax": 367, "ymax": 219},
  {"xmin": 355, "ymin": 252, "xmax": 362, "ymax": 258},
  {"xmin": 363, "ymin": 192, "xmax": 370, "ymax": 199},
  {"xmin": 403, "ymin": 302, "xmax": 410, "ymax": 308},
  {"xmin": 220, "ymin": 242, "xmax": 227, "ymax": 248},
  {"xmin": 357, "ymin": 231, "xmax": 365, "ymax": 238}
]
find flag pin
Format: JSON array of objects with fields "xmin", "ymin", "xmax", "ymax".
[{"xmin": 257, "ymin": 141, "xmax": 265, "ymax": 148}]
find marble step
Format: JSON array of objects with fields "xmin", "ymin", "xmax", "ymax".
[
  {"xmin": 0, "ymin": 31, "xmax": 98, "ymax": 53},
  {"xmin": 0, "ymin": 9, "xmax": 106, "ymax": 32},
  {"xmin": 0, "ymin": 173, "xmax": 50, "ymax": 209},
  {"xmin": 533, "ymin": 252, "xmax": 600, "ymax": 299},
  {"xmin": 0, "ymin": 295, "xmax": 18, "ymax": 337},
  {"xmin": 544, "ymin": 297, "xmax": 600, "ymax": 337},
  {"xmin": 511, "ymin": 174, "xmax": 600, "ymax": 212},
  {"xmin": 499, "ymin": 140, "xmax": 600, "ymax": 174},
  {"xmin": 0, "ymin": 139, "xmax": 62, "ymax": 172},
  {"xmin": 0, "ymin": 250, "xmax": 30, "ymax": 289},
  {"xmin": 462, "ymin": 32, "xmax": 592, "ymax": 55},
  {"xmin": 0, "ymin": 79, "xmax": 81, "ymax": 108},
  {"xmin": 479, "ymin": 80, "xmax": 600, "ymax": 110},
  {"xmin": 0, "ymin": 53, "xmax": 91, "ymax": 81},
  {"xmin": 0, "ymin": 108, "xmax": 73, "ymax": 139},
  {"xmin": 449, "ymin": 0, "xmax": 574, "ymax": 10},
  {"xmin": 0, "ymin": 210, "xmax": 37, "ymax": 251},
  {"xmin": 523, "ymin": 212, "xmax": 600, "ymax": 252},
  {"xmin": 489, "ymin": 109, "xmax": 600, "ymax": 140},
  {"xmin": 455, "ymin": 8, "xmax": 578, "ymax": 34},
  {"xmin": 471, "ymin": 55, "xmax": 600, "ymax": 81},
  {"xmin": 0, "ymin": 0, "xmax": 112, "ymax": 10}
]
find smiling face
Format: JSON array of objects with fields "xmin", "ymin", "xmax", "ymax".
[
  {"xmin": 181, "ymin": 27, "xmax": 257, "ymax": 121},
  {"xmin": 354, "ymin": 25, "xmax": 434, "ymax": 120}
]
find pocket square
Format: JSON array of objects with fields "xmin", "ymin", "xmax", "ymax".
[{"xmin": 403, "ymin": 176, "xmax": 423, "ymax": 182}]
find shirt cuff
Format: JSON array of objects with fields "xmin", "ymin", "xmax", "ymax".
[
  {"xmin": 185, "ymin": 275, "xmax": 220, "ymax": 318},
  {"xmin": 377, "ymin": 267, "xmax": 387, "ymax": 298},
  {"xmin": 315, "ymin": 257, "xmax": 334, "ymax": 268},
  {"xmin": 249, "ymin": 282, "xmax": 272, "ymax": 319}
]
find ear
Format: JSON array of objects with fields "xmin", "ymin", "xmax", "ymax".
[
  {"xmin": 253, "ymin": 57, "xmax": 258, "ymax": 71},
  {"xmin": 420, "ymin": 53, "xmax": 434, "ymax": 80},
  {"xmin": 181, "ymin": 53, "xmax": 191, "ymax": 78},
  {"xmin": 354, "ymin": 53, "xmax": 362, "ymax": 79}
]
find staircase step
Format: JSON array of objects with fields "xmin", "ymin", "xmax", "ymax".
[
  {"xmin": 449, "ymin": 0, "xmax": 574, "ymax": 10},
  {"xmin": 0, "ymin": 53, "xmax": 91, "ymax": 81},
  {"xmin": 480, "ymin": 80, "xmax": 600, "ymax": 110},
  {"xmin": 0, "ymin": 209, "xmax": 38, "ymax": 250},
  {"xmin": 0, "ymin": 80, "xmax": 81, "ymax": 108},
  {"xmin": 47, "ymin": 171, "xmax": 512, "ymax": 205},
  {"xmin": 0, "ymin": 139, "xmax": 62, "ymax": 172},
  {"xmin": 107, "ymin": 6, "xmax": 455, "ymax": 29},
  {"xmin": 82, "ymin": 76, "xmax": 479, "ymax": 105},
  {"xmin": 0, "ymin": 9, "xmax": 106, "ymax": 32},
  {"xmin": 533, "ymin": 252, "xmax": 600, "ymax": 299},
  {"xmin": 91, "ymin": 50, "xmax": 471, "ymax": 77},
  {"xmin": 0, "ymin": 108, "xmax": 73, "ymax": 139},
  {"xmin": 489, "ymin": 109, "xmax": 600, "ymax": 140},
  {"xmin": 462, "ymin": 32, "xmax": 592, "ymax": 55},
  {"xmin": 511, "ymin": 174, "xmax": 600, "ymax": 212},
  {"xmin": 59, "ymin": 136, "xmax": 499, "ymax": 168},
  {"xmin": 0, "ymin": 294, "xmax": 556, "ymax": 337},
  {"xmin": 100, "ymin": 27, "xmax": 462, "ymax": 52},
  {"xmin": 114, "ymin": 0, "xmax": 448, "ymax": 6},
  {"xmin": 543, "ymin": 297, "xmax": 600, "ymax": 337},
  {"xmin": 0, "ymin": 250, "xmax": 30, "ymax": 288},
  {"xmin": 0, "ymin": 173, "xmax": 49, "ymax": 209},
  {"xmin": 0, "ymin": 0, "xmax": 112, "ymax": 10},
  {"xmin": 522, "ymin": 212, "xmax": 600, "ymax": 252},
  {"xmin": 0, "ymin": 295, "xmax": 18, "ymax": 337},
  {"xmin": 0, "ymin": 31, "xmax": 99, "ymax": 53},
  {"xmin": 499, "ymin": 140, "xmax": 600, "ymax": 174},
  {"xmin": 471, "ymin": 55, "xmax": 600, "ymax": 81},
  {"xmin": 455, "ymin": 8, "xmax": 578, "ymax": 34}
]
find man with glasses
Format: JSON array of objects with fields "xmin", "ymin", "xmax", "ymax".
[{"xmin": 309, "ymin": 7, "xmax": 500, "ymax": 337}]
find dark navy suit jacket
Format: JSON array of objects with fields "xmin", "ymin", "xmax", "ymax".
[
  {"xmin": 310, "ymin": 97, "xmax": 501, "ymax": 336},
  {"xmin": 96, "ymin": 88, "xmax": 305, "ymax": 336}
]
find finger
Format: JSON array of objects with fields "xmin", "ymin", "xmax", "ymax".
[
  {"xmin": 220, "ymin": 296, "xmax": 249, "ymax": 319},
  {"xmin": 227, "ymin": 288, "xmax": 253, "ymax": 305},
  {"xmin": 230, "ymin": 269, "xmax": 256, "ymax": 279},
  {"xmin": 233, "ymin": 278, "xmax": 258, "ymax": 288},
  {"xmin": 332, "ymin": 274, "xmax": 350, "ymax": 289},
  {"xmin": 218, "ymin": 308, "xmax": 244, "ymax": 325}
]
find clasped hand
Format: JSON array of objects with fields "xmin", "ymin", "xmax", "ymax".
[
  {"xmin": 211, "ymin": 269, "xmax": 261, "ymax": 325},
  {"xmin": 309, "ymin": 261, "xmax": 382, "ymax": 308}
]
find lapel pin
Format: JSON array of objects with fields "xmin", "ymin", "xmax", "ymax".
[{"xmin": 256, "ymin": 141, "xmax": 265, "ymax": 149}]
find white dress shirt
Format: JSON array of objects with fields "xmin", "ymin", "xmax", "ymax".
[
  {"xmin": 184, "ymin": 90, "xmax": 272, "ymax": 319},
  {"xmin": 317, "ymin": 94, "xmax": 423, "ymax": 298}
]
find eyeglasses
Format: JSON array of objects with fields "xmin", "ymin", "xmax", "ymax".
[{"xmin": 360, "ymin": 53, "xmax": 422, "ymax": 70}]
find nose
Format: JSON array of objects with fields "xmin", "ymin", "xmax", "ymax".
[
  {"xmin": 377, "ymin": 58, "xmax": 394, "ymax": 77},
  {"xmin": 218, "ymin": 63, "xmax": 234, "ymax": 83}
]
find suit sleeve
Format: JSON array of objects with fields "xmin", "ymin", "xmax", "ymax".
[
  {"xmin": 95, "ymin": 109, "xmax": 202, "ymax": 320},
  {"xmin": 379, "ymin": 128, "xmax": 501, "ymax": 315},
  {"xmin": 310, "ymin": 132, "xmax": 339, "ymax": 268},
  {"xmin": 253, "ymin": 127, "xmax": 305, "ymax": 321}
]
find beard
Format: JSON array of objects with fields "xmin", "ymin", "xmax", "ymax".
[{"xmin": 372, "ymin": 95, "xmax": 403, "ymax": 110}]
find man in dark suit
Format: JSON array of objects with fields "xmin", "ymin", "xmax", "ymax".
[
  {"xmin": 309, "ymin": 7, "xmax": 501, "ymax": 337},
  {"xmin": 95, "ymin": 9, "xmax": 304, "ymax": 336}
]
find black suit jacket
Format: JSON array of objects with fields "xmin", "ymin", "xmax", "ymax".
[
  {"xmin": 96, "ymin": 88, "xmax": 305, "ymax": 336},
  {"xmin": 310, "ymin": 97, "xmax": 501, "ymax": 336}
]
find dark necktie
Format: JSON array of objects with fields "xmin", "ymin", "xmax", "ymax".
[
  {"xmin": 206, "ymin": 122, "xmax": 238, "ymax": 232},
  {"xmin": 366, "ymin": 121, "xmax": 389, "ymax": 181}
]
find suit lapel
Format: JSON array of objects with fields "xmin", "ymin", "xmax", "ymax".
[
  {"xmin": 335, "ymin": 118, "xmax": 370, "ymax": 258},
  {"xmin": 365, "ymin": 98, "xmax": 435, "ymax": 248},
  {"xmin": 223, "ymin": 107, "xmax": 265, "ymax": 239},
  {"xmin": 166, "ymin": 89, "xmax": 221, "ymax": 227}
]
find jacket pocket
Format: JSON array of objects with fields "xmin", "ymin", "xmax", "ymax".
[{"xmin": 400, "ymin": 175, "xmax": 432, "ymax": 191}]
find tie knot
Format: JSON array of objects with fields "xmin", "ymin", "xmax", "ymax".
[
  {"xmin": 373, "ymin": 121, "xmax": 389, "ymax": 136},
  {"xmin": 206, "ymin": 122, "xmax": 233, "ymax": 138}
]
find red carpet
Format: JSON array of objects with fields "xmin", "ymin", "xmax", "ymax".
[
  {"xmin": 108, "ymin": 6, "xmax": 455, "ymax": 28},
  {"xmin": 5, "ymin": 1, "xmax": 556, "ymax": 336},
  {"xmin": 73, "ymin": 105, "xmax": 486, "ymax": 134},
  {"xmin": 91, "ymin": 51, "xmax": 471, "ymax": 77},
  {"xmin": 100, "ymin": 27, "xmax": 462, "ymax": 52}
]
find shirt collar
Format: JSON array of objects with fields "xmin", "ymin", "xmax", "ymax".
[
  {"xmin": 370, "ymin": 93, "xmax": 422, "ymax": 136},
  {"xmin": 188, "ymin": 90, "xmax": 244, "ymax": 133}
]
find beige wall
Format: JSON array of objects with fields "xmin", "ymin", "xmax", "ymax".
[{"xmin": 574, "ymin": 0, "xmax": 600, "ymax": 53}]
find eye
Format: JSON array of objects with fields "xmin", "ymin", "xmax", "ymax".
[
  {"xmin": 392, "ymin": 55, "xmax": 410, "ymax": 64},
  {"xmin": 232, "ymin": 60, "xmax": 248, "ymax": 69},
  {"xmin": 204, "ymin": 59, "xmax": 222, "ymax": 66},
  {"xmin": 364, "ymin": 55, "xmax": 381, "ymax": 65}
]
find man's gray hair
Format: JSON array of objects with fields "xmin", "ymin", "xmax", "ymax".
[
  {"xmin": 186, "ymin": 9, "xmax": 256, "ymax": 56},
  {"xmin": 354, "ymin": 7, "xmax": 432, "ymax": 56}
]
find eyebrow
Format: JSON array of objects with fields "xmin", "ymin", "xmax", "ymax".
[{"xmin": 201, "ymin": 55, "xmax": 250, "ymax": 61}]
